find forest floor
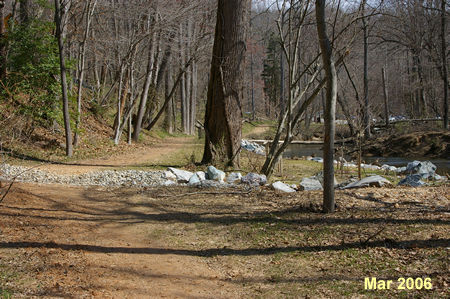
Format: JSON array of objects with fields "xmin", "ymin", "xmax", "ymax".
[{"xmin": 0, "ymin": 124, "xmax": 449, "ymax": 298}]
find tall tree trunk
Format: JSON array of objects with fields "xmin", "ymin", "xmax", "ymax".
[
  {"xmin": 362, "ymin": 0, "xmax": 370, "ymax": 139},
  {"xmin": 382, "ymin": 66, "xmax": 389, "ymax": 127},
  {"xmin": 441, "ymin": 0, "xmax": 448, "ymax": 129},
  {"xmin": 189, "ymin": 60, "xmax": 197, "ymax": 135},
  {"xmin": 250, "ymin": 50, "xmax": 255, "ymax": 120},
  {"xmin": 316, "ymin": 0, "xmax": 336, "ymax": 213},
  {"xmin": 164, "ymin": 62, "xmax": 174, "ymax": 134},
  {"xmin": 74, "ymin": 0, "xmax": 97, "ymax": 147},
  {"xmin": 337, "ymin": 94, "xmax": 355, "ymax": 136},
  {"xmin": 113, "ymin": 65, "xmax": 125, "ymax": 144},
  {"xmin": 132, "ymin": 29, "xmax": 157, "ymax": 142},
  {"xmin": 0, "ymin": 0, "xmax": 6, "ymax": 81},
  {"xmin": 19, "ymin": 0, "xmax": 31, "ymax": 24},
  {"xmin": 416, "ymin": 54, "xmax": 427, "ymax": 117},
  {"xmin": 54, "ymin": 0, "xmax": 73, "ymax": 157},
  {"xmin": 202, "ymin": 0, "xmax": 250, "ymax": 167}
]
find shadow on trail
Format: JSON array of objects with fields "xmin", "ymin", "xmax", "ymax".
[
  {"xmin": 1, "ymin": 238, "xmax": 448, "ymax": 257},
  {"xmin": 1, "ymin": 147, "xmax": 183, "ymax": 169}
]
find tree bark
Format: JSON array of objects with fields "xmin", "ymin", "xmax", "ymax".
[
  {"xmin": 441, "ymin": 0, "xmax": 448, "ymax": 129},
  {"xmin": 202, "ymin": 0, "xmax": 250, "ymax": 167},
  {"xmin": 316, "ymin": 0, "xmax": 336, "ymax": 213},
  {"xmin": 132, "ymin": 25, "xmax": 157, "ymax": 142},
  {"xmin": 74, "ymin": 0, "xmax": 97, "ymax": 147},
  {"xmin": 19, "ymin": 0, "xmax": 31, "ymax": 24},
  {"xmin": 189, "ymin": 60, "xmax": 197, "ymax": 135},
  {"xmin": 54, "ymin": 0, "xmax": 73, "ymax": 157},
  {"xmin": 0, "ymin": 0, "xmax": 6, "ymax": 81},
  {"xmin": 382, "ymin": 66, "xmax": 389, "ymax": 127},
  {"xmin": 164, "ymin": 61, "xmax": 174, "ymax": 134},
  {"xmin": 362, "ymin": 0, "xmax": 370, "ymax": 139}
]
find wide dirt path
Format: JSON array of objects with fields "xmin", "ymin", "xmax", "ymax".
[
  {"xmin": 37, "ymin": 137, "xmax": 201, "ymax": 175},
  {"xmin": 1, "ymin": 135, "xmax": 244, "ymax": 297},
  {"xmin": 1, "ymin": 183, "xmax": 241, "ymax": 298}
]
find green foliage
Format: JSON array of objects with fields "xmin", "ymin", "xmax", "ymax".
[
  {"xmin": 3, "ymin": 18, "xmax": 63, "ymax": 128},
  {"xmin": 0, "ymin": 289, "xmax": 12, "ymax": 299}
]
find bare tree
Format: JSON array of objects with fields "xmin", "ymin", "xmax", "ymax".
[
  {"xmin": 441, "ymin": 0, "xmax": 448, "ymax": 129},
  {"xmin": 54, "ymin": 0, "xmax": 73, "ymax": 157},
  {"xmin": 316, "ymin": 0, "xmax": 337, "ymax": 213},
  {"xmin": 0, "ymin": 0, "xmax": 6, "ymax": 80},
  {"xmin": 362, "ymin": 0, "xmax": 371, "ymax": 138},
  {"xmin": 382, "ymin": 66, "xmax": 389, "ymax": 127},
  {"xmin": 73, "ymin": 0, "xmax": 97, "ymax": 147}
]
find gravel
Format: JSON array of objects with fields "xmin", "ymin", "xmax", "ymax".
[{"xmin": 0, "ymin": 163, "xmax": 167, "ymax": 188}]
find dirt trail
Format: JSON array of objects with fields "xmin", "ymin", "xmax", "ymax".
[
  {"xmin": 1, "ymin": 127, "xmax": 273, "ymax": 297},
  {"xmin": 38, "ymin": 137, "xmax": 199, "ymax": 175},
  {"xmin": 242, "ymin": 124, "xmax": 271, "ymax": 138},
  {"xmin": 1, "ymin": 183, "xmax": 240, "ymax": 298},
  {"xmin": 1, "ymin": 136, "xmax": 241, "ymax": 297}
]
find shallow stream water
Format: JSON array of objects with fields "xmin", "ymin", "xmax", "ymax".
[{"xmin": 283, "ymin": 143, "xmax": 450, "ymax": 175}]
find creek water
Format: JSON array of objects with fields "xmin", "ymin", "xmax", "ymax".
[{"xmin": 283, "ymin": 143, "xmax": 450, "ymax": 175}]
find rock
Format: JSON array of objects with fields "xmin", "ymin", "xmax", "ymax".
[
  {"xmin": 167, "ymin": 167, "xmax": 194, "ymax": 183},
  {"xmin": 388, "ymin": 166, "xmax": 397, "ymax": 172},
  {"xmin": 337, "ymin": 177, "xmax": 359, "ymax": 189},
  {"xmin": 188, "ymin": 174, "xmax": 200, "ymax": 185},
  {"xmin": 290, "ymin": 184, "xmax": 298, "ymax": 190},
  {"xmin": 241, "ymin": 139, "xmax": 265, "ymax": 156},
  {"xmin": 241, "ymin": 173, "xmax": 267, "ymax": 186},
  {"xmin": 433, "ymin": 174, "xmax": 444, "ymax": 181},
  {"xmin": 226, "ymin": 172, "xmax": 242, "ymax": 184},
  {"xmin": 360, "ymin": 163, "xmax": 381, "ymax": 170},
  {"xmin": 397, "ymin": 166, "xmax": 407, "ymax": 173},
  {"xmin": 299, "ymin": 177, "xmax": 323, "ymax": 191},
  {"xmin": 312, "ymin": 171, "xmax": 338, "ymax": 187},
  {"xmin": 163, "ymin": 170, "xmax": 177, "ymax": 181},
  {"xmin": 195, "ymin": 171, "xmax": 206, "ymax": 180},
  {"xmin": 206, "ymin": 166, "xmax": 226, "ymax": 182},
  {"xmin": 162, "ymin": 180, "xmax": 177, "ymax": 186},
  {"xmin": 188, "ymin": 172, "xmax": 207, "ymax": 185},
  {"xmin": 343, "ymin": 162, "xmax": 357, "ymax": 168},
  {"xmin": 311, "ymin": 157, "xmax": 323, "ymax": 163},
  {"xmin": 404, "ymin": 161, "xmax": 437, "ymax": 177},
  {"xmin": 195, "ymin": 180, "xmax": 223, "ymax": 188},
  {"xmin": 272, "ymin": 181, "xmax": 296, "ymax": 193},
  {"xmin": 343, "ymin": 175, "xmax": 391, "ymax": 189},
  {"xmin": 381, "ymin": 164, "xmax": 397, "ymax": 172},
  {"xmin": 398, "ymin": 174, "xmax": 426, "ymax": 187}
]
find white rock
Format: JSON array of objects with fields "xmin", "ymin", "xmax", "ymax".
[
  {"xmin": 343, "ymin": 175, "xmax": 391, "ymax": 189},
  {"xmin": 206, "ymin": 166, "xmax": 226, "ymax": 182},
  {"xmin": 168, "ymin": 167, "xmax": 194, "ymax": 183},
  {"xmin": 226, "ymin": 172, "xmax": 242, "ymax": 184},
  {"xmin": 272, "ymin": 181, "xmax": 296, "ymax": 193},
  {"xmin": 299, "ymin": 177, "xmax": 323, "ymax": 191},
  {"xmin": 164, "ymin": 170, "xmax": 177, "ymax": 181}
]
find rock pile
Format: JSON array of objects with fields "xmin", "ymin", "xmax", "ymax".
[
  {"xmin": 398, "ymin": 160, "xmax": 444, "ymax": 187},
  {"xmin": 241, "ymin": 139, "xmax": 265, "ymax": 155},
  {"xmin": 0, "ymin": 164, "xmax": 167, "ymax": 187}
]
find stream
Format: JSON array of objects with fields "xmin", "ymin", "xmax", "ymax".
[{"xmin": 283, "ymin": 143, "xmax": 450, "ymax": 175}]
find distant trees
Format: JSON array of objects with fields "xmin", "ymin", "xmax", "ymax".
[
  {"xmin": 0, "ymin": 0, "xmax": 447, "ymax": 160},
  {"xmin": 374, "ymin": 0, "xmax": 448, "ymax": 124},
  {"xmin": 202, "ymin": 0, "xmax": 250, "ymax": 167}
]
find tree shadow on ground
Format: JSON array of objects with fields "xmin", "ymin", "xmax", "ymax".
[{"xmin": 0, "ymin": 238, "xmax": 449, "ymax": 257}]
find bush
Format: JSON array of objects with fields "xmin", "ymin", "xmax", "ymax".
[{"xmin": 2, "ymin": 19, "xmax": 64, "ymax": 129}]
